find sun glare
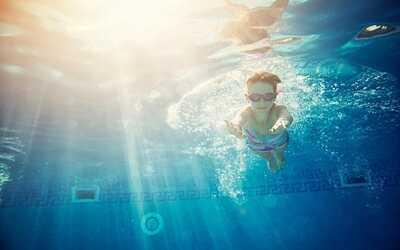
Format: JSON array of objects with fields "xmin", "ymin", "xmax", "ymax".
[{"xmin": 68, "ymin": 0, "xmax": 191, "ymax": 45}]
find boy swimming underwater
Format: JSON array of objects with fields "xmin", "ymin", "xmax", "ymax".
[{"xmin": 225, "ymin": 71, "xmax": 293, "ymax": 172}]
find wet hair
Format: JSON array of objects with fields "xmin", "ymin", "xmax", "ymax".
[{"xmin": 246, "ymin": 71, "xmax": 281, "ymax": 93}]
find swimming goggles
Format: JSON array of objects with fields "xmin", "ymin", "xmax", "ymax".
[{"xmin": 246, "ymin": 92, "xmax": 277, "ymax": 102}]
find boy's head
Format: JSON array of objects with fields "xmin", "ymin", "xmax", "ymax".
[
  {"xmin": 245, "ymin": 71, "xmax": 281, "ymax": 111},
  {"xmin": 246, "ymin": 71, "xmax": 281, "ymax": 92}
]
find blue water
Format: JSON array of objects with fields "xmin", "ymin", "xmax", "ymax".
[{"xmin": 1, "ymin": 0, "xmax": 400, "ymax": 249}]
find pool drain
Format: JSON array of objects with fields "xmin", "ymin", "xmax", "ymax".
[
  {"xmin": 141, "ymin": 212, "xmax": 164, "ymax": 235},
  {"xmin": 339, "ymin": 169, "xmax": 371, "ymax": 188},
  {"xmin": 71, "ymin": 185, "xmax": 100, "ymax": 203}
]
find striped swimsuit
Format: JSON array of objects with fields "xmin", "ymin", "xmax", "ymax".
[{"xmin": 243, "ymin": 127, "xmax": 289, "ymax": 152}]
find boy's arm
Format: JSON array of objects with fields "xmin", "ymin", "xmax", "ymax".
[
  {"xmin": 276, "ymin": 105, "xmax": 293, "ymax": 128},
  {"xmin": 226, "ymin": 105, "xmax": 250, "ymax": 139},
  {"xmin": 231, "ymin": 105, "xmax": 249, "ymax": 126}
]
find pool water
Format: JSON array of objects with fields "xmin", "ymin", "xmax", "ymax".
[{"xmin": 1, "ymin": 0, "xmax": 400, "ymax": 249}]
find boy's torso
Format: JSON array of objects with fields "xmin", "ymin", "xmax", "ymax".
[{"xmin": 243, "ymin": 104, "xmax": 280, "ymax": 136}]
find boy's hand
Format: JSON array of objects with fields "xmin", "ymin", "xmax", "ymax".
[
  {"xmin": 224, "ymin": 120, "xmax": 243, "ymax": 138},
  {"xmin": 269, "ymin": 118, "xmax": 289, "ymax": 134}
]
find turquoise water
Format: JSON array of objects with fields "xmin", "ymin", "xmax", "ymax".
[{"xmin": 1, "ymin": 0, "xmax": 400, "ymax": 249}]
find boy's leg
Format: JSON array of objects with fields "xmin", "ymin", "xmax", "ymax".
[
  {"xmin": 253, "ymin": 150, "xmax": 286, "ymax": 172},
  {"xmin": 253, "ymin": 142, "xmax": 288, "ymax": 172},
  {"xmin": 255, "ymin": 151, "xmax": 279, "ymax": 171},
  {"xmin": 271, "ymin": 148, "xmax": 286, "ymax": 170}
]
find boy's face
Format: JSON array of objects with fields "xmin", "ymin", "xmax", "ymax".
[{"xmin": 246, "ymin": 81, "xmax": 275, "ymax": 111}]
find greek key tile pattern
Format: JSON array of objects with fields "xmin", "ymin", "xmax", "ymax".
[{"xmin": 1, "ymin": 167, "xmax": 399, "ymax": 208}]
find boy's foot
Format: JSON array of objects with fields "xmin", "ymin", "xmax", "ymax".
[
  {"xmin": 268, "ymin": 154, "xmax": 285, "ymax": 173},
  {"xmin": 267, "ymin": 156, "xmax": 279, "ymax": 172},
  {"xmin": 276, "ymin": 153, "xmax": 285, "ymax": 168}
]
